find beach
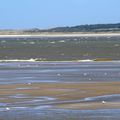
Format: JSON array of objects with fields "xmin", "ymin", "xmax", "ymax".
[
  {"xmin": 0, "ymin": 32, "xmax": 120, "ymax": 38},
  {"xmin": 0, "ymin": 35, "xmax": 120, "ymax": 119}
]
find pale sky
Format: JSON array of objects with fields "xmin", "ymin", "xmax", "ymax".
[{"xmin": 0, "ymin": 0, "xmax": 120, "ymax": 29}]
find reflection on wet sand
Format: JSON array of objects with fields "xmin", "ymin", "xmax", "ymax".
[
  {"xmin": 0, "ymin": 61, "xmax": 120, "ymax": 119},
  {"xmin": 0, "ymin": 82, "xmax": 120, "ymax": 109}
]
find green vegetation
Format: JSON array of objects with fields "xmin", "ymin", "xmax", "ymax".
[
  {"xmin": 24, "ymin": 23, "xmax": 120, "ymax": 33},
  {"xmin": 1, "ymin": 23, "xmax": 120, "ymax": 34}
]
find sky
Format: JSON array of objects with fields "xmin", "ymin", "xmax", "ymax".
[{"xmin": 0, "ymin": 0, "xmax": 120, "ymax": 29}]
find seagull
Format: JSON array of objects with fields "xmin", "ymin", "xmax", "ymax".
[
  {"xmin": 6, "ymin": 107, "xmax": 10, "ymax": 111},
  {"xmin": 102, "ymin": 101, "xmax": 106, "ymax": 104}
]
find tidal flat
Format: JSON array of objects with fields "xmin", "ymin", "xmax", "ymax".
[
  {"xmin": 0, "ymin": 61, "xmax": 120, "ymax": 120},
  {"xmin": 0, "ymin": 36, "xmax": 120, "ymax": 119}
]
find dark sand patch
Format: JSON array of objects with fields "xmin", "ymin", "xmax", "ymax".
[{"xmin": 0, "ymin": 82, "xmax": 120, "ymax": 109}]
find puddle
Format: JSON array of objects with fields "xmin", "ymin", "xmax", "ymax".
[
  {"xmin": 9, "ymin": 94, "xmax": 30, "ymax": 99},
  {"xmin": 83, "ymin": 94, "xmax": 120, "ymax": 102},
  {"xmin": 0, "ymin": 103, "xmax": 7, "ymax": 106},
  {"xmin": 15, "ymin": 87, "xmax": 38, "ymax": 90},
  {"xmin": 34, "ymin": 105, "xmax": 52, "ymax": 110}
]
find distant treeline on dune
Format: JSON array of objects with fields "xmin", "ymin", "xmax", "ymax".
[
  {"xmin": 1, "ymin": 23, "xmax": 120, "ymax": 34},
  {"xmin": 24, "ymin": 23, "xmax": 120, "ymax": 33}
]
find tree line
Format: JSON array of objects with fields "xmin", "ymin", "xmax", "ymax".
[{"xmin": 24, "ymin": 23, "xmax": 120, "ymax": 33}]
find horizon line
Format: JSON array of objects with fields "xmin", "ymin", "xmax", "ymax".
[{"xmin": 0, "ymin": 22, "xmax": 120, "ymax": 30}]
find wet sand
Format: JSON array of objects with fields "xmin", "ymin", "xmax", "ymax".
[
  {"xmin": 0, "ymin": 82, "xmax": 120, "ymax": 108},
  {"xmin": 0, "ymin": 61, "xmax": 120, "ymax": 119}
]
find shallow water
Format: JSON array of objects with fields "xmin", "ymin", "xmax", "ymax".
[
  {"xmin": 1, "ymin": 108, "xmax": 120, "ymax": 120},
  {"xmin": 0, "ymin": 36, "xmax": 120, "ymax": 60},
  {"xmin": 0, "ymin": 61, "xmax": 120, "ymax": 84}
]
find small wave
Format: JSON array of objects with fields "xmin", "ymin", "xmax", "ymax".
[
  {"xmin": 59, "ymin": 40, "xmax": 66, "ymax": 43},
  {"xmin": 76, "ymin": 58, "xmax": 114, "ymax": 62},
  {"xmin": 76, "ymin": 59, "xmax": 94, "ymax": 62},
  {"xmin": 0, "ymin": 59, "xmax": 37, "ymax": 62}
]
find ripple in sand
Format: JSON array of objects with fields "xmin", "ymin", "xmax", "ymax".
[{"xmin": 83, "ymin": 94, "xmax": 120, "ymax": 102}]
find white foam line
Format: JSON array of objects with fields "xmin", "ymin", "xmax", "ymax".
[
  {"xmin": 0, "ymin": 59, "xmax": 37, "ymax": 62},
  {"xmin": 0, "ymin": 59, "xmax": 120, "ymax": 63},
  {"xmin": 0, "ymin": 59, "xmax": 94, "ymax": 62}
]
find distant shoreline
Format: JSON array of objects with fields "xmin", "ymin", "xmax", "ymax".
[{"xmin": 0, "ymin": 32, "xmax": 120, "ymax": 37}]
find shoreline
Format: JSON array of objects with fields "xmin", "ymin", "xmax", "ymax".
[
  {"xmin": 0, "ymin": 32, "xmax": 120, "ymax": 37},
  {"xmin": 0, "ymin": 59, "xmax": 119, "ymax": 62}
]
